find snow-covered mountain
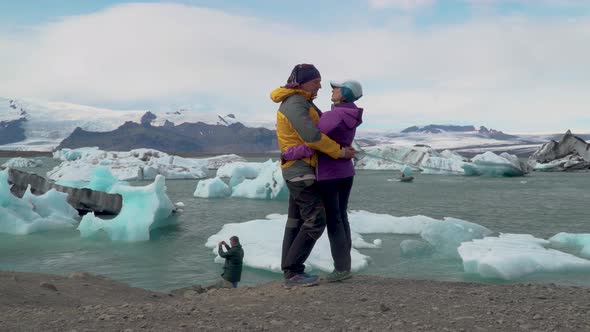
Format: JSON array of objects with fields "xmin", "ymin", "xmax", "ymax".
[
  {"xmin": 0, "ymin": 97, "xmax": 257, "ymax": 151},
  {"xmin": 1, "ymin": 97, "xmax": 583, "ymax": 155},
  {"xmin": 356, "ymin": 125, "xmax": 553, "ymax": 157}
]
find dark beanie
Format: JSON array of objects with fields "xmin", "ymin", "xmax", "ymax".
[{"xmin": 285, "ymin": 64, "xmax": 321, "ymax": 88}]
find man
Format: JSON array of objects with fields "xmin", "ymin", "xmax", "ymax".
[
  {"xmin": 218, "ymin": 236, "xmax": 244, "ymax": 288},
  {"xmin": 270, "ymin": 64, "xmax": 356, "ymax": 288}
]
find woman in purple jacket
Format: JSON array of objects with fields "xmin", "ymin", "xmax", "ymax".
[{"xmin": 282, "ymin": 80, "xmax": 363, "ymax": 282}]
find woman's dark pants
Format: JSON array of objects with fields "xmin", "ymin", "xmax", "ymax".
[{"xmin": 317, "ymin": 176, "xmax": 354, "ymax": 272}]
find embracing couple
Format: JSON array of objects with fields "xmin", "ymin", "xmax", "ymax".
[{"xmin": 271, "ymin": 64, "xmax": 363, "ymax": 288}]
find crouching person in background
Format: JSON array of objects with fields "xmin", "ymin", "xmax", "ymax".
[{"xmin": 217, "ymin": 236, "xmax": 244, "ymax": 288}]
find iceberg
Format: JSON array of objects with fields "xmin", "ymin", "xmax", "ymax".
[
  {"xmin": 48, "ymin": 148, "xmax": 209, "ymax": 181},
  {"xmin": 0, "ymin": 169, "xmax": 78, "ymax": 235},
  {"xmin": 206, "ymin": 210, "xmax": 494, "ymax": 274},
  {"xmin": 355, "ymin": 145, "xmax": 467, "ymax": 174},
  {"xmin": 206, "ymin": 214, "xmax": 375, "ymax": 273},
  {"xmin": 355, "ymin": 144, "xmax": 526, "ymax": 176},
  {"xmin": 230, "ymin": 160, "xmax": 287, "ymax": 200},
  {"xmin": 549, "ymin": 233, "xmax": 590, "ymax": 258},
  {"xmin": 2, "ymin": 157, "xmax": 43, "ymax": 168},
  {"xmin": 458, "ymin": 234, "xmax": 590, "ymax": 279},
  {"xmin": 216, "ymin": 161, "xmax": 265, "ymax": 179},
  {"xmin": 78, "ymin": 174, "xmax": 176, "ymax": 241},
  {"xmin": 463, "ymin": 151, "xmax": 526, "ymax": 177},
  {"xmin": 193, "ymin": 177, "xmax": 231, "ymax": 198},
  {"xmin": 205, "ymin": 154, "xmax": 247, "ymax": 170}
]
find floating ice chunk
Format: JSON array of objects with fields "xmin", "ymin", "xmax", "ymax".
[
  {"xmin": 549, "ymin": 233, "xmax": 590, "ymax": 258},
  {"xmin": 420, "ymin": 217, "xmax": 493, "ymax": 257},
  {"xmin": 78, "ymin": 175, "xmax": 175, "ymax": 241},
  {"xmin": 356, "ymin": 145, "xmax": 468, "ymax": 174},
  {"xmin": 458, "ymin": 234, "xmax": 590, "ymax": 279},
  {"xmin": 231, "ymin": 160, "xmax": 287, "ymax": 200},
  {"xmin": 206, "ymin": 214, "xmax": 373, "ymax": 273},
  {"xmin": 53, "ymin": 147, "xmax": 100, "ymax": 161},
  {"xmin": 174, "ymin": 202, "xmax": 185, "ymax": 208},
  {"xmin": 193, "ymin": 177, "xmax": 231, "ymax": 198},
  {"xmin": 348, "ymin": 210, "xmax": 438, "ymax": 234},
  {"xmin": 216, "ymin": 162, "xmax": 265, "ymax": 178},
  {"xmin": 464, "ymin": 151, "xmax": 525, "ymax": 177},
  {"xmin": 86, "ymin": 167, "xmax": 119, "ymax": 192},
  {"xmin": 206, "ymin": 154, "xmax": 247, "ymax": 170},
  {"xmin": 2, "ymin": 157, "xmax": 43, "ymax": 168},
  {"xmin": 0, "ymin": 169, "xmax": 78, "ymax": 235},
  {"xmin": 49, "ymin": 148, "xmax": 209, "ymax": 181}
]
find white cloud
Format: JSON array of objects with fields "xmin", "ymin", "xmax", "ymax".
[{"xmin": 1, "ymin": 3, "xmax": 590, "ymax": 132}]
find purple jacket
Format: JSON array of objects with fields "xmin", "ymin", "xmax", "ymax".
[{"xmin": 282, "ymin": 102, "xmax": 363, "ymax": 181}]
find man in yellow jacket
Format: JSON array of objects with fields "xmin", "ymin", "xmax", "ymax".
[{"xmin": 270, "ymin": 64, "xmax": 356, "ymax": 288}]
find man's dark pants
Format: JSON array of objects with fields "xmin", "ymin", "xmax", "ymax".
[
  {"xmin": 317, "ymin": 176, "xmax": 354, "ymax": 272},
  {"xmin": 281, "ymin": 179, "xmax": 327, "ymax": 279}
]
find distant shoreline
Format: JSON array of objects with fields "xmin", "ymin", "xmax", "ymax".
[{"xmin": 0, "ymin": 150, "xmax": 280, "ymax": 159}]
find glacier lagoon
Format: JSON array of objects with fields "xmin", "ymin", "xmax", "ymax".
[{"xmin": 1, "ymin": 156, "xmax": 590, "ymax": 291}]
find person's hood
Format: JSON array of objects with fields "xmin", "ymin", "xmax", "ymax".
[
  {"xmin": 332, "ymin": 102, "xmax": 363, "ymax": 129},
  {"xmin": 270, "ymin": 87, "xmax": 312, "ymax": 103}
]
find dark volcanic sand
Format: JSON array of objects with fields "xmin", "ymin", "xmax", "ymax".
[{"xmin": 2, "ymin": 272, "xmax": 589, "ymax": 331}]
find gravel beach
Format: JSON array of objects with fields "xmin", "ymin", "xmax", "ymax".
[{"xmin": 2, "ymin": 271, "xmax": 589, "ymax": 331}]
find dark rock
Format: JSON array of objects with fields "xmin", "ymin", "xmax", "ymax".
[
  {"xmin": 140, "ymin": 111, "xmax": 157, "ymax": 126},
  {"xmin": 0, "ymin": 118, "xmax": 27, "ymax": 145}
]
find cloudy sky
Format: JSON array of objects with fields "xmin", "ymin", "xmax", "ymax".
[{"xmin": 1, "ymin": 0, "xmax": 589, "ymax": 133}]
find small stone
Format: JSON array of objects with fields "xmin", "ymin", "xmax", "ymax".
[
  {"xmin": 40, "ymin": 282, "xmax": 58, "ymax": 291},
  {"xmin": 379, "ymin": 304, "xmax": 391, "ymax": 312},
  {"xmin": 121, "ymin": 303, "xmax": 129, "ymax": 308},
  {"xmin": 180, "ymin": 323, "xmax": 187, "ymax": 327},
  {"xmin": 533, "ymin": 314, "xmax": 542, "ymax": 320}
]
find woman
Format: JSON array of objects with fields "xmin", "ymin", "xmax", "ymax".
[{"xmin": 282, "ymin": 80, "xmax": 363, "ymax": 282}]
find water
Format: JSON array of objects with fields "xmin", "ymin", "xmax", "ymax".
[{"xmin": 2, "ymin": 156, "xmax": 590, "ymax": 291}]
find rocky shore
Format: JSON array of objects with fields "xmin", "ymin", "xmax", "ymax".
[{"xmin": 2, "ymin": 271, "xmax": 589, "ymax": 331}]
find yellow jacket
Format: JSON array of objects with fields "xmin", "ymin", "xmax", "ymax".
[{"xmin": 271, "ymin": 87, "xmax": 341, "ymax": 173}]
